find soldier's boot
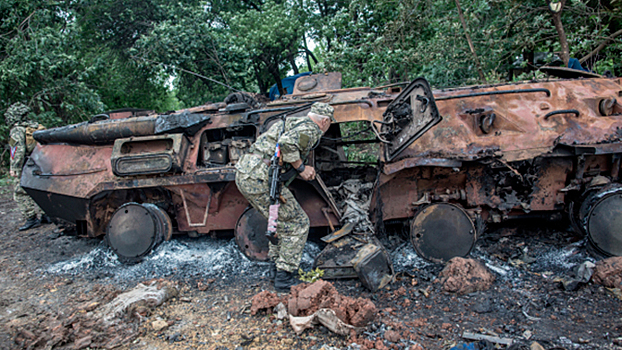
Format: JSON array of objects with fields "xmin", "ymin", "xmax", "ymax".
[
  {"xmin": 40, "ymin": 215, "xmax": 51, "ymax": 224},
  {"xmin": 274, "ymin": 269, "xmax": 301, "ymax": 293},
  {"xmin": 19, "ymin": 216, "xmax": 41, "ymax": 231},
  {"xmin": 267, "ymin": 262, "xmax": 277, "ymax": 281}
]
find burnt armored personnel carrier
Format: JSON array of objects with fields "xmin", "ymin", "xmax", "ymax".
[{"xmin": 22, "ymin": 72, "xmax": 622, "ymax": 281}]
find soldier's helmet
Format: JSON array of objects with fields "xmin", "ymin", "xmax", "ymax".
[
  {"xmin": 310, "ymin": 102, "xmax": 335, "ymax": 122},
  {"xmin": 5, "ymin": 102, "xmax": 31, "ymax": 126}
]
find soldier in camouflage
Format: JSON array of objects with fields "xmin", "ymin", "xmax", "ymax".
[
  {"xmin": 235, "ymin": 102, "xmax": 334, "ymax": 292},
  {"xmin": 5, "ymin": 103, "xmax": 47, "ymax": 231}
]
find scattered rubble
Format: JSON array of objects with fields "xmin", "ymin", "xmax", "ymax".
[
  {"xmin": 287, "ymin": 280, "xmax": 377, "ymax": 328},
  {"xmin": 250, "ymin": 280, "xmax": 377, "ymax": 335},
  {"xmin": 439, "ymin": 257, "xmax": 495, "ymax": 294},
  {"xmin": 250, "ymin": 290, "xmax": 283, "ymax": 315},
  {"xmin": 2, "ymin": 185, "xmax": 622, "ymax": 350},
  {"xmin": 10, "ymin": 280, "xmax": 178, "ymax": 350},
  {"xmin": 592, "ymin": 256, "xmax": 622, "ymax": 288}
]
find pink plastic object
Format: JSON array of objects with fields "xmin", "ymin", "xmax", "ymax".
[{"xmin": 267, "ymin": 203, "xmax": 280, "ymax": 233}]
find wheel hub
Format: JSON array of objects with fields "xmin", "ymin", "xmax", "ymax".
[
  {"xmin": 410, "ymin": 203, "xmax": 476, "ymax": 263},
  {"xmin": 106, "ymin": 203, "xmax": 165, "ymax": 263},
  {"xmin": 235, "ymin": 207, "xmax": 269, "ymax": 261},
  {"xmin": 587, "ymin": 190, "xmax": 622, "ymax": 257}
]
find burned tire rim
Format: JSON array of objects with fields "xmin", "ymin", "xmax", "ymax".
[
  {"xmin": 106, "ymin": 202, "xmax": 165, "ymax": 263},
  {"xmin": 410, "ymin": 203, "xmax": 476, "ymax": 263},
  {"xmin": 142, "ymin": 203, "xmax": 173, "ymax": 242},
  {"xmin": 586, "ymin": 185, "xmax": 622, "ymax": 257},
  {"xmin": 234, "ymin": 207, "xmax": 269, "ymax": 261}
]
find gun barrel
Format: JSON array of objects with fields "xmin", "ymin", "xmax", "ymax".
[
  {"xmin": 33, "ymin": 112, "xmax": 213, "ymax": 145},
  {"xmin": 33, "ymin": 116, "xmax": 158, "ymax": 145}
]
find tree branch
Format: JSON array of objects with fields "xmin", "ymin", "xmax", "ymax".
[
  {"xmin": 454, "ymin": 0, "xmax": 486, "ymax": 83},
  {"xmin": 580, "ymin": 28, "xmax": 622, "ymax": 64},
  {"xmin": 550, "ymin": 0, "xmax": 569, "ymax": 67}
]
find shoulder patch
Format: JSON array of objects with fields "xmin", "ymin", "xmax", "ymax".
[{"xmin": 299, "ymin": 133, "xmax": 310, "ymax": 149}]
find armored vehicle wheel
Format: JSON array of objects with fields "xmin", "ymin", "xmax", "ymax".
[
  {"xmin": 143, "ymin": 203, "xmax": 173, "ymax": 242},
  {"xmin": 410, "ymin": 203, "xmax": 476, "ymax": 263},
  {"xmin": 106, "ymin": 202, "xmax": 168, "ymax": 263},
  {"xmin": 235, "ymin": 207, "xmax": 269, "ymax": 261},
  {"xmin": 584, "ymin": 185, "xmax": 622, "ymax": 257}
]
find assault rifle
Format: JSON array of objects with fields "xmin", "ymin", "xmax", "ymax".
[
  {"xmin": 265, "ymin": 120, "xmax": 284, "ymax": 244},
  {"xmin": 264, "ymin": 104, "xmax": 313, "ymax": 245}
]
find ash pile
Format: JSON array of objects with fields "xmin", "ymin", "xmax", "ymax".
[
  {"xmin": 44, "ymin": 236, "xmax": 320, "ymax": 285},
  {"xmin": 315, "ymin": 179, "xmax": 394, "ymax": 292}
]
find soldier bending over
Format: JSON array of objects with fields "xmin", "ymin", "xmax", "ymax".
[{"xmin": 235, "ymin": 102, "xmax": 334, "ymax": 292}]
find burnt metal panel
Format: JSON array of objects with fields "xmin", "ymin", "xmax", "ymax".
[
  {"xmin": 381, "ymin": 78, "xmax": 441, "ymax": 161},
  {"xmin": 24, "ymin": 188, "xmax": 88, "ymax": 222},
  {"xmin": 111, "ymin": 134, "xmax": 190, "ymax": 176}
]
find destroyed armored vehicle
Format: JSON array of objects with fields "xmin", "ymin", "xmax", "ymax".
[{"xmin": 21, "ymin": 72, "xmax": 622, "ymax": 287}]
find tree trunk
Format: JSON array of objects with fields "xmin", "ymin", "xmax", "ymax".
[
  {"xmin": 268, "ymin": 62, "xmax": 285, "ymax": 97},
  {"xmin": 455, "ymin": 0, "xmax": 486, "ymax": 83},
  {"xmin": 290, "ymin": 57, "xmax": 299, "ymax": 75},
  {"xmin": 302, "ymin": 33, "xmax": 313, "ymax": 72},
  {"xmin": 254, "ymin": 63, "xmax": 268, "ymax": 96},
  {"xmin": 550, "ymin": 0, "xmax": 569, "ymax": 67}
]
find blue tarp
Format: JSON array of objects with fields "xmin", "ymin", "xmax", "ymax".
[
  {"xmin": 269, "ymin": 72, "xmax": 312, "ymax": 101},
  {"xmin": 568, "ymin": 58, "xmax": 590, "ymax": 72}
]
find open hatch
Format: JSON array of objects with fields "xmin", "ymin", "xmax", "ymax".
[{"xmin": 378, "ymin": 78, "xmax": 441, "ymax": 161}]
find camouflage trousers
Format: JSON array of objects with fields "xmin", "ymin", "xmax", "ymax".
[
  {"xmin": 235, "ymin": 154, "xmax": 309, "ymax": 273},
  {"xmin": 13, "ymin": 177, "xmax": 41, "ymax": 220}
]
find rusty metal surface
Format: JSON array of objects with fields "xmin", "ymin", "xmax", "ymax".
[
  {"xmin": 143, "ymin": 203, "xmax": 173, "ymax": 242},
  {"xmin": 351, "ymin": 241, "xmax": 393, "ymax": 292},
  {"xmin": 381, "ymin": 78, "xmax": 441, "ymax": 161},
  {"xmin": 20, "ymin": 73, "xmax": 622, "ymax": 262},
  {"xmin": 314, "ymin": 235, "xmax": 361, "ymax": 279},
  {"xmin": 383, "ymin": 78, "xmax": 622, "ymax": 167},
  {"xmin": 321, "ymin": 222, "xmax": 355, "ymax": 243},
  {"xmin": 581, "ymin": 184, "xmax": 622, "ymax": 257},
  {"xmin": 235, "ymin": 207, "xmax": 269, "ymax": 261},
  {"xmin": 292, "ymin": 72, "xmax": 342, "ymax": 94},
  {"xmin": 111, "ymin": 134, "xmax": 189, "ymax": 176}
]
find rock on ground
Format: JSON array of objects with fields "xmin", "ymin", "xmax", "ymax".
[
  {"xmin": 250, "ymin": 290, "xmax": 283, "ymax": 315},
  {"xmin": 439, "ymin": 257, "xmax": 495, "ymax": 294},
  {"xmin": 287, "ymin": 280, "xmax": 377, "ymax": 327},
  {"xmin": 250, "ymin": 280, "xmax": 377, "ymax": 328},
  {"xmin": 593, "ymin": 256, "xmax": 622, "ymax": 288}
]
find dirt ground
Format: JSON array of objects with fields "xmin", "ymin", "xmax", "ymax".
[{"xmin": 1, "ymin": 183, "xmax": 621, "ymax": 350}]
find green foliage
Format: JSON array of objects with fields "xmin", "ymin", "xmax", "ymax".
[
  {"xmin": 227, "ymin": 0, "xmax": 305, "ymax": 94},
  {"xmin": 0, "ymin": 0, "xmax": 620, "ymax": 146},
  {"xmin": 322, "ymin": 0, "xmax": 622, "ymax": 88},
  {"xmin": 340, "ymin": 121, "xmax": 379, "ymax": 163},
  {"xmin": 298, "ymin": 267, "xmax": 325, "ymax": 283}
]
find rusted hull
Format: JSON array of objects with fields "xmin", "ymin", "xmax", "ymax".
[
  {"xmin": 384, "ymin": 78, "xmax": 622, "ymax": 165},
  {"xmin": 20, "ymin": 73, "xmax": 622, "ymax": 262}
]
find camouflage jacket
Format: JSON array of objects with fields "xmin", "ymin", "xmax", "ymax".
[
  {"xmin": 9, "ymin": 121, "xmax": 44, "ymax": 176},
  {"xmin": 253, "ymin": 116, "xmax": 322, "ymax": 163},
  {"xmin": 237, "ymin": 116, "xmax": 323, "ymax": 176}
]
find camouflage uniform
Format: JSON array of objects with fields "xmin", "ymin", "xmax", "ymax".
[
  {"xmin": 6, "ymin": 103, "xmax": 44, "ymax": 221},
  {"xmin": 235, "ymin": 104, "xmax": 331, "ymax": 273}
]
